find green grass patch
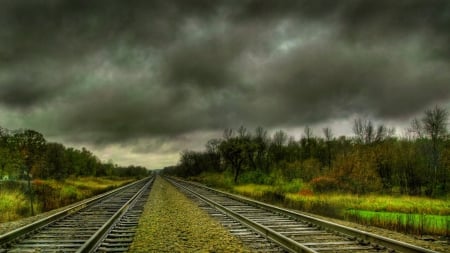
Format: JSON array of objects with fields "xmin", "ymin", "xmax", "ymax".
[
  {"xmin": 189, "ymin": 171, "xmax": 234, "ymax": 189},
  {"xmin": 275, "ymin": 178, "xmax": 304, "ymax": 193},
  {"xmin": 285, "ymin": 193, "xmax": 450, "ymax": 215},
  {"xmin": 229, "ymin": 180, "xmax": 449, "ymax": 236},
  {"xmin": 64, "ymin": 176, "xmax": 134, "ymax": 195},
  {"xmin": 234, "ymin": 184, "xmax": 274, "ymax": 198},
  {"xmin": 284, "ymin": 193, "xmax": 450, "ymax": 236},
  {"xmin": 345, "ymin": 210, "xmax": 449, "ymax": 235}
]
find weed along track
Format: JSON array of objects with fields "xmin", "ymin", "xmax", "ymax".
[
  {"xmin": 0, "ymin": 177, "xmax": 154, "ymax": 253},
  {"xmin": 167, "ymin": 177, "xmax": 440, "ymax": 253}
]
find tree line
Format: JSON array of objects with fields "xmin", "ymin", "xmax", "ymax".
[
  {"xmin": 164, "ymin": 106, "xmax": 449, "ymax": 196},
  {"xmin": 0, "ymin": 127, "xmax": 148, "ymax": 180}
]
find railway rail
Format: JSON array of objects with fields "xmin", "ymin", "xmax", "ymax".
[
  {"xmin": 167, "ymin": 177, "xmax": 440, "ymax": 253},
  {"xmin": 0, "ymin": 176, "xmax": 154, "ymax": 253}
]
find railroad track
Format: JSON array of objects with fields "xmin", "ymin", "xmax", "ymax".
[
  {"xmin": 167, "ymin": 177, "xmax": 439, "ymax": 253},
  {"xmin": 0, "ymin": 177, "xmax": 154, "ymax": 253}
]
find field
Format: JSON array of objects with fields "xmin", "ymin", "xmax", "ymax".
[
  {"xmin": 0, "ymin": 177, "xmax": 135, "ymax": 223},
  {"xmin": 193, "ymin": 172, "xmax": 449, "ymax": 236},
  {"xmin": 283, "ymin": 193, "xmax": 449, "ymax": 235}
]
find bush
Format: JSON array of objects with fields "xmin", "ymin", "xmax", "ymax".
[
  {"xmin": 192, "ymin": 171, "xmax": 234, "ymax": 189},
  {"xmin": 239, "ymin": 170, "xmax": 269, "ymax": 184},
  {"xmin": 310, "ymin": 176, "xmax": 340, "ymax": 193},
  {"xmin": 60, "ymin": 185, "xmax": 81, "ymax": 204},
  {"xmin": 276, "ymin": 178, "xmax": 304, "ymax": 193}
]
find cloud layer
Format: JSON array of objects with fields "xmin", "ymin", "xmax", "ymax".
[{"xmin": 1, "ymin": 0, "xmax": 449, "ymax": 167}]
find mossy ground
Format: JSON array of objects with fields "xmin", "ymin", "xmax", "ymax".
[{"xmin": 129, "ymin": 177, "xmax": 251, "ymax": 252}]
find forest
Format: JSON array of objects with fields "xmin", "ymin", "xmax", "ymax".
[
  {"xmin": 0, "ymin": 127, "xmax": 148, "ymax": 181},
  {"xmin": 164, "ymin": 106, "xmax": 449, "ymax": 197}
]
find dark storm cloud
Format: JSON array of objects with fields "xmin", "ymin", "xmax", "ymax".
[
  {"xmin": 249, "ymin": 39, "xmax": 450, "ymax": 125},
  {"xmin": 0, "ymin": 77, "xmax": 53, "ymax": 107},
  {"xmin": 58, "ymin": 79, "xmax": 247, "ymax": 144},
  {"xmin": 236, "ymin": 0, "xmax": 450, "ymax": 36},
  {"xmin": 161, "ymin": 35, "xmax": 245, "ymax": 90},
  {"xmin": 1, "ymin": 0, "xmax": 449, "ymax": 146}
]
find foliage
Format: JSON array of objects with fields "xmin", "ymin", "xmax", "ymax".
[
  {"xmin": 310, "ymin": 176, "xmax": 340, "ymax": 192},
  {"xmin": 189, "ymin": 171, "xmax": 235, "ymax": 189},
  {"xmin": 162, "ymin": 106, "xmax": 449, "ymax": 235},
  {"xmin": 0, "ymin": 127, "xmax": 149, "ymax": 181},
  {"xmin": 275, "ymin": 178, "xmax": 304, "ymax": 193},
  {"xmin": 163, "ymin": 106, "xmax": 449, "ymax": 197}
]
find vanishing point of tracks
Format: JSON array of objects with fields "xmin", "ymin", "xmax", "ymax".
[
  {"xmin": 0, "ymin": 177, "xmax": 154, "ymax": 253},
  {"xmin": 167, "ymin": 177, "xmax": 440, "ymax": 253}
]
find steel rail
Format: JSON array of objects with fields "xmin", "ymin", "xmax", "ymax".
[
  {"xmin": 168, "ymin": 177, "xmax": 439, "ymax": 253},
  {"xmin": 168, "ymin": 178, "xmax": 317, "ymax": 253},
  {"xmin": 76, "ymin": 177, "xmax": 154, "ymax": 253},
  {"xmin": 0, "ymin": 177, "xmax": 151, "ymax": 249}
]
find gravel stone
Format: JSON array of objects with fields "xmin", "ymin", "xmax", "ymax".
[{"xmin": 129, "ymin": 177, "xmax": 252, "ymax": 253}]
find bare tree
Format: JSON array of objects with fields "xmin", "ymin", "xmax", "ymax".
[
  {"xmin": 408, "ymin": 118, "xmax": 423, "ymax": 139},
  {"xmin": 254, "ymin": 126, "xmax": 270, "ymax": 172},
  {"xmin": 272, "ymin": 130, "xmax": 288, "ymax": 147},
  {"xmin": 238, "ymin": 126, "xmax": 249, "ymax": 139},
  {"xmin": 353, "ymin": 118, "xmax": 391, "ymax": 144},
  {"xmin": 323, "ymin": 127, "xmax": 333, "ymax": 169},
  {"xmin": 423, "ymin": 106, "xmax": 448, "ymax": 141},
  {"xmin": 422, "ymin": 106, "xmax": 448, "ymax": 195},
  {"xmin": 353, "ymin": 118, "xmax": 365, "ymax": 143},
  {"xmin": 223, "ymin": 128, "xmax": 233, "ymax": 140},
  {"xmin": 304, "ymin": 126, "xmax": 314, "ymax": 142}
]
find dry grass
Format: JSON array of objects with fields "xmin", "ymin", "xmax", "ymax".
[{"xmin": 0, "ymin": 177, "xmax": 135, "ymax": 223}]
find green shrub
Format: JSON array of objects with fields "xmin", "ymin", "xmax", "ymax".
[
  {"xmin": 238, "ymin": 170, "xmax": 268, "ymax": 184},
  {"xmin": 192, "ymin": 171, "xmax": 234, "ymax": 189},
  {"xmin": 60, "ymin": 185, "xmax": 83, "ymax": 204},
  {"xmin": 275, "ymin": 178, "xmax": 304, "ymax": 193}
]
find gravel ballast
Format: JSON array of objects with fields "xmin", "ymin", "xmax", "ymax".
[{"xmin": 129, "ymin": 176, "xmax": 251, "ymax": 252}]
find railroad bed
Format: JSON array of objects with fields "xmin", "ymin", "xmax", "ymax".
[
  {"xmin": 0, "ymin": 177, "xmax": 154, "ymax": 253},
  {"xmin": 167, "ymin": 177, "xmax": 440, "ymax": 253}
]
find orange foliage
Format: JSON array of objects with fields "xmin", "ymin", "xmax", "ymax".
[{"xmin": 298, "ymin": 188, "xmax": 314, "ymax": 196}]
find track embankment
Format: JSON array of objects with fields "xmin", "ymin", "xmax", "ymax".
[{"xmin": 129, "ymin": 176, "xmax": 251, "ymax": 253}]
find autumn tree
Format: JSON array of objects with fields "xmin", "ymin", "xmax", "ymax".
[{"xmin": 11, "ymin": 130, "xmax": 46, "ymax": 178}]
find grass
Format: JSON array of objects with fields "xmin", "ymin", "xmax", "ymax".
[
  {"xmin": 194, "ymin": 172, "xmax": 449, "ymax": 236},
  {"xmin": 284, "ymin": 193, "xmax": 450, "ymax": 215},
  {"xmin": 65, "ymin": 176, "xmax": 133, "ymax": 189},
  {"xmin": 190, "ymin": 171, "xmax": 235, "ymax": 189},
  {"xmin": 234, "ymin": 184, "xmax": 274, "ymax": 198},
  {"xmin": 0, "ymin": 177, "xmax": 135, "ymax": 223},
  {"xmin": 345, "ymin": 210, "xmax": 449, "ymax": 235},
  {"xmin": 0, "ymin": 190, "xmax": 34, "ymax": 222},
  {"xmin": 284, "ymin": 193, "xmax": 449, "ymax": 235}
]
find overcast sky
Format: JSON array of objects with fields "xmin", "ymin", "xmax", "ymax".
[{"xmin": 1, "ymin": 0, "xmax": 449, "ymax": 169}]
